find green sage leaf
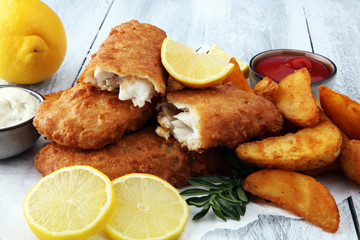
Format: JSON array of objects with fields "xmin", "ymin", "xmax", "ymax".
[
  {"xmin": 211, "ymin": 204, "xmax": 227, "ymax": 221},
  {"xmin": 186, "ymin": 177, "xmax": 222, "ymax": 189},
  {"xmin": 186, "ymin": 195, "xmax": 212, "ymax": 207},
  {"xmin": 215, "ymin": 198, "xmax": 240, "ymax": 221},
  {"xmin": 192, "ymin": 204, "xmax": 210, "ymax": 221},
  {"xmin": 221, "ymin": 195, "xmax": 243, "ymax": 205},
  {"xmin": 198, "ymin": 175, "xmax": 231, "ymax": 184},
  {"xmin": 236, "ymin": 187, "xmax": 248, "ymax": 202},
  {"xmin": 180, "ymin": 188, "xmax": 210, "ymax": 196},
  {"xmin": 233, "ymin": 204, "xmax": 246, "ymax": 216}
]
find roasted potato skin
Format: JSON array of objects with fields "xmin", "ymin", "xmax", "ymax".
[
  {"xmin": 274, "ymin": 68, "xmax": 319, "ymax": 127},
  {"xmin": 301, "ymin": 110, "xmax": 349, "ymax": 176},
  {"xmin": 340, "ymin": 140, "xmax": 360, "ymax": 185},
  {"xmin": 236, "ymin": 121, "xmax": 342, "ymax": 171},
  {"xmin": 253, "ymin": 76, "xmax": 278, "ymax": 102},
  {"xmin": 243, "ymin": 169, "xmax": 340, "ymax": 233},
  {"xmin": 302, "ymin": 130, "xmax": 348, "ymax": 176},
  {"xmin": 301, "ymin": 159, "xmax": 340, "ymax": 176},
  {"xmin": 319, "ymin": 85, "xmax": 360, "ymax": 140}
]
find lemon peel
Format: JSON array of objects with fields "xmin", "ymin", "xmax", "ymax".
[
  {"xmin": 104, "ymin": 173, "xmax": 189, "ymax": 240},
  {"xmin": 0, "ymin": 0, "xmax": 66, "ymax": 84},
  {"xmin": 161, "ymin": 37, "xmax": 234, "ymax": 88},
  {"xmin": 208, "ymin": 44, "xmax": 250, "ymax": 79},
  {"xmin": 23, "ymin": 166, "xmax": 116, "ymax": 240}
]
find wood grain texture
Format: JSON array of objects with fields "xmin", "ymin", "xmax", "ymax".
[
  {"xmin": 303, "ymin": 0, "xmax": 360, "ymax": 102},
  {"xmin": 19, "ymin": 0, "xmax": 113, "ymax": 94},
  {"xmin": 32, "ymin": 0, "xmax": 360, "ymax": 238},
  {"xmin": 350, "ymin": 192, "xmax": 360, "ymax": 237},
  {"xmin": 77, "ymin": 0, "xmax": 311, "ymax": 77},
  {"xmin": 0, "ymin": 0, "xmax": 359, "ymax": 239}
]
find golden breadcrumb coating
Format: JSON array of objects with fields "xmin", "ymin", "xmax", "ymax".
[
  {"xmin": 78, "ymin": 20, "xmax": 167, "ymax": 96},
  {"xmin": 34, "ymin": 127, "xmax": 232, "ymax": 187},
  {"xmin": 33, "ymin": 83, "xmax": 155, "ymax": 149},
  {"xmin": 157, "ymin": 83, "xmax": 283, "ymax": 151}
]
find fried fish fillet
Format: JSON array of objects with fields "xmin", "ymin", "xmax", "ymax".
[
  {"xmin": 34, "ymin": 127, "xmax": 232, "ymax": 188},
  {"xmin": 156, "ymin": 83, "xmax": 283, "ymax": 151},
  {"xmin": 33, "ymin": 83, "xmax": 155, "ymax": 149},
  {"xmin": 78, "ymin": 20, "xmax": 167, "ymax": 107}
]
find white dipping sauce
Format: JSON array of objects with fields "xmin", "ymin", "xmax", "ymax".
[{"xmin": 0, "ymin": 88, "xmax": 39, "ymax": 128}]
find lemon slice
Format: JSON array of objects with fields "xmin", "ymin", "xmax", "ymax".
[
  {"xmin": 23, "ymin": 166, "xmax": 117, "ymax": 240},
  {"xmin": 161, "ymin": 37, "xmax": 234, "ymax": 88},
  {"xmin": 208, "ymin": 44, "xmax": 250, "ymax": 79},
  {"xmin": 104, "ymin": 173, "xmax": 189, "ymax": 240}
]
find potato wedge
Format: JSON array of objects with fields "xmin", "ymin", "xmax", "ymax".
[
  {"xmin": 243, "ymin": 169, "xmax": 340, "ymax": 233},
  {"xmin": 274, "ymin": 68, "xmax": 319, "ymax": 127},
  {"xmin": 301, "ymin": 159, "xmax": 340, "ymax": 176},
  {"xmin": 236, "ymin": 121, "xmax": 342, "ymax": 171},
  {"xmin": 301, "ymin": 109, "xmax": 349, "ymax": 176},
  {"xmin": 319, "ymin": 85, "xmax": 360, "ymax": 140},
  {"xmin": 302, "ymin": 130, "xmax": 348, "ymax": 176},
  {"xmin": 340, "ymin": 140, "xmax": 360, "ymax": 185},
  {"xmin": 223, "ymin": 57, "xmax": 253, "ymax": 93},
  {"xmin": 253, "ymin": 76, "xmax": 278, "ymax": 102}
]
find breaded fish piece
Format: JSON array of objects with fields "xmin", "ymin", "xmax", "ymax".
[
  {"xmin": 43, "ymin": 90, "xmax": 64, "ymax": 101},
  {"xmin": 34, "ymin": 127, "xmax": 232, "ymax": 188},
  {"xmin": 33, "ymin": 83, "xmax": 155, "ymax": 149},
  {"xmin": 78, "ymin": 20, "xmax": 167, "ymax": 107},
  {"xmin": 156, "ymin": 83, "xmax": 283, "ymax": 151}
]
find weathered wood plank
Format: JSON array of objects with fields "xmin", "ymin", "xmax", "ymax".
[
  {"xmin": 77, "ymin": 0, "xmax": 311, "ymax": 77},
  {"xmin": 0, "ymin": 0, "xmax": 358, "ymax": 239},
  {"xmin": 304, "ymin": 0, "xmax": 360, "ymax": 233},
  {"xmin": 40, "ymin": 0, "xmax": 360, "ymax": 239},
  {"xmin": 349, "ymin": 192, "xmax": 360, "ymax": 237},
  {"xmin": 303, "ymin": 0, "xmax": 360, "ymax": 101},
  {"xmin": 6, "ymin": 0, "xmax": 114, "ymax": 94}
]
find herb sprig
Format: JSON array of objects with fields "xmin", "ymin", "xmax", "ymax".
[{"xmin": 180, "ymin": 148, "xmax": 258, "ymax": 221}]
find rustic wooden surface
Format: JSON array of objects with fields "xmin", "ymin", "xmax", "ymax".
[{"xmin": 1, "ymin": 0, "xmax": 360, "ymax": 239}]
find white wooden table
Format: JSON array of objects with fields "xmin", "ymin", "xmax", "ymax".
[{"xmin": 1, "ymin": 0, "xmax": 360, "ymax": 239}]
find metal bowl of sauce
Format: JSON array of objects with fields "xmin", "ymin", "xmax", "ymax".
[
  {"xmin": 0, "ymin": 85, "xmax": 44, "ymax": 159},
  {"xmin": 249, "ymin": 49, "xmax": 337, "ymax": 98}
]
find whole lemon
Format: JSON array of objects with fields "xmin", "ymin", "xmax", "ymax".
[{"xmin": 0, "ymin": 0, "xmax": 67, "ymax": 84}]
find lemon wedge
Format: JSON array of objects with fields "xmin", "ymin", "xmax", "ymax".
[
  {"xmin": 161, "ymin": 37, "xmax": 234, "ymax": 88},
  {"xmin": 104, "ymin": 173, "xmax": 189, "ymax": 240},
  {"xmin": 23, "ymin": 166, "xmax": 116, "ymax": 240},
  {"xmin": 208, "ymin": 44, "xmax": 250, "ymax": 79}
]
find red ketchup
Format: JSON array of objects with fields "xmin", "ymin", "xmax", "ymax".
[{"xmin": 254, "ymin": 55, "xmax": 330, "ymax": 82}]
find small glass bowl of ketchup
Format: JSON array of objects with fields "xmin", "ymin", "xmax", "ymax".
[{"xmin": 249, "ymin": 49, "xmax": 337, "ymax": 98}]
